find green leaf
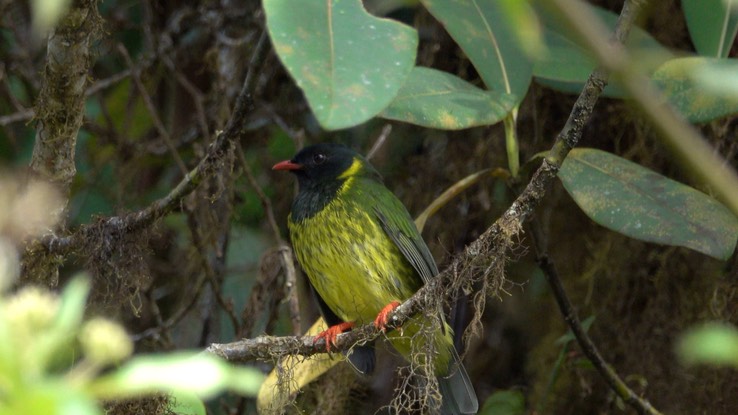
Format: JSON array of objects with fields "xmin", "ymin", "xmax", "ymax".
[
  {"xmin": 169, "ymin": 390, "xmax": 207, "ymax": 415},
  {"xmin": 421, "ymin": 0, "xmax": 532, "ymax": 103},
  {"xmin": 90, "ymin": 352, "xmax": 265, "ymax": 400},
  {"xmin": 533, "ymin": 4, "xmax": 671, "ymax": 98},
  {"xmin": 559, "ymin": 148, "xmax": 738, "ymax": 260},
  {"xmin": 683, "ymin": 0, "xmax": 738, "ymax": 58},
  {"xmin": 34, "ymin": 277, "xmax": 90, "ymax": 373},
  {"xmin": 497, "ymin": 0, "xmax": 545, "ymax": 58},
  {"xmin": 264, "ymin": 0, "xmax": 418, "ymax": 130},
  {"xmin": 652, "ymin": 57, "xmax": 738, "ymax": 123},
  {"xmin": 479, "ymin": 390, "xmax": 525, "ymax": 415},
  {"xmin": 30, "ymin": 0, "xmax": 73, "ymax": 37},
  {"xmin": 380, "ymin": 67, "xmax": 517, "ymax": 129},
  {"xmin": 677, "ymin": 322, "xmax": 738, "ymax": 367},
  {"xmin": 7, "ymin": 380, "xmax": 101, "ymax": 415}
]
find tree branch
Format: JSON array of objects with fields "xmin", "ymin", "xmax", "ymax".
[
  {"xmin": 549, "ymin": 0, "xmax": 738, "ymax": 217},
  {"xmin": 531, "ymin": 231, "xmax": 663, "ymax": 415},
  {"xmin": 23, "ymin": 0, "xmax": 102, "ymax": 286},
  {"xmin": 30, "ymin": 0, "xmax": 101, "ymax": 195},
  {"xmin": 39, "ymin": 37, "xmax": 264, "ymax": 257}
]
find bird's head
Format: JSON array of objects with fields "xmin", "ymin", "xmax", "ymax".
[{"xmin": 272, "ymin": 143, "xmax": 380, "ymax": 187}]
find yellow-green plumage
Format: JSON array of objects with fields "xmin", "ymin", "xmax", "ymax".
[
  {"xmin": 288, "ymin": 168, "xmax": 453, "ymax": 373},
  {"xmin": 274, "ymin": 143, "xmax": 477, "ymax": 414}
]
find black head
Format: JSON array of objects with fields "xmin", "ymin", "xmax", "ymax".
[{"xmin": 272, "ymin": 143, "xmax": 379, "ymax": 187}]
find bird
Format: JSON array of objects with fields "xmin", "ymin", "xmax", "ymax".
[{"xmin": 273, "ymin": 143, "xmax": 478, "ymax": 414}]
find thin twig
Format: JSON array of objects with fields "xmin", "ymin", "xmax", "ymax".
[
  {"xmin": 185, "ymin": 203, "xmax": 241, "ymax": 341},
  {"xmin": 549, "ymin": 0, "xmax": 738, "ymax": 216},
  {"xmin": 166, "ymin": 57, "xmax": 211, "ymax": 139},
  {"xmin": 530, "ymin": 219, "xmax": 662, "ymax": 415},
  {"xmin": 366, "ymin": 124, "xmax": 392, "ymax": 160},
  {"xmin": 0, "ymin": 109, "xmax": 34, "ymax": 126},
  {"xmin": 118, "ymin": 43, "xmax": 188, "ymax": 176},
  {"xmin": 42, "ymin": 52, "xmax": 257, "ymax": 255},
  {"xmin": 132, "ymin": 272, "xmax": 209, "ymax": 341},
  {"xmin": 235, "ymin": 142, "xmax": 301, "ymax": 335}
]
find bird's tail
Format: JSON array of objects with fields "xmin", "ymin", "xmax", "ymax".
[{"xmin": 438, "ymin": 347, "xmax": 478, "ymax": 414}]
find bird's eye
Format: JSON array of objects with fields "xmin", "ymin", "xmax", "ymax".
[{"xmin": 313, "ymin": 153, "xmax": 327, "ymax": 165}]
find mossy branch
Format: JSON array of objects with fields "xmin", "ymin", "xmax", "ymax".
[
  {"xmin": 37, "ymin": 32, "xmax": 270, "ymax": 258},
  {"xmin": 30, "ymin": 0, "xmax": 102, "ymax": 195},
  {"xmin": 23, "ymin": 0, "xmax": 102, "ymax": 287}
]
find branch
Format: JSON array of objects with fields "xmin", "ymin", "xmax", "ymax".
[
  {"xmin": 22, "ymin": 0, "xmax": 102, "ymax": 286},
  {"xmin": 532, "ymin": 239, "xmax": 662, "ymax": 415},
  {"xmin": 39, "ymin": 37, "xmax": 265, "ymax": 257},
  {"xmin": 549, "ymin": 0, "xmax": 738, "ymax": 218},
  {"xmin": 30, "ymin": 0, "xmax": 101, "ymax": 195}
]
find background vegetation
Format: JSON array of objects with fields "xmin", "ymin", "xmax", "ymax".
[{"xmin": 1, "ymin": 0, "xmax": 737, "ymax": 414}]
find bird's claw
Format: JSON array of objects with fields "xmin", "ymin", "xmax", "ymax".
[
  {"xmin": 314, "ymin": 321, "xmax": 354, "ymax": 352},
  {"xmin": 374, "ymin": 301, "xmax": 401, "ymax": 332}
]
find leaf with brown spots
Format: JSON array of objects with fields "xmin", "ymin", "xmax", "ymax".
[{"xmin": 559, "ymin": 148, "xmax": 738, "ymax": 260}]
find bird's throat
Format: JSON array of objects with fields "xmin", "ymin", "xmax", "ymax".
[{"xmin": 291, "ymin": 178, "xmax": 346, "ymax": 222}]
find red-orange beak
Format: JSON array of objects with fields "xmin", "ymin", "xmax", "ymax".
[{"xmin": 272, "ymin": 160, "xmax": 302, "ymax": 171}]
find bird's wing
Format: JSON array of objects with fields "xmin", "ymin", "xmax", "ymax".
[
  {"xmin": 371, "ymin": 189, "xmax": 439, "ymax": 285},
  {"xmin": 372, "ymin": 186, "xmax": 448, "ymax": 335}
]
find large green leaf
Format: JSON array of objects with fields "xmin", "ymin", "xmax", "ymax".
[
  {"xmin": 683, "ymin": 0, "xmax": 738, "ymax": 58},
  {"xmin": 534, "ymin": 4, "xmax": 671, "ymax": 98},
  {"xmin": 421, "ymin": 0, "xmax": 532, "ymax": 103},
  {"xmin": 559, "ymin": 148, "xmax": 738, "ymax": 260},
  {"xmin": 652, "ymin": 57, "xmax": 738, "ymax": 123},
  {"xmin": 264, "ymin": 0, "xmax": 417, "ymax": 130},
  {"xmin": 380, "ymin": 67, "xmax": 517, "ymax": 129}
]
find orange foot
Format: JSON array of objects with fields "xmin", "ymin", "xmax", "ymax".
[
  {"xmin": 314, "ymin": 321, "xmax": 354, "ymax": 352},
  {"xmin": 374, "ymin": 301, "xmax": 401, "ymax": 332}
]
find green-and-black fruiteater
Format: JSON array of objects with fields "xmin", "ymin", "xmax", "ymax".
[{"xmin": 273, "ymin": 143, "xmax": 478, "ymax": 414}]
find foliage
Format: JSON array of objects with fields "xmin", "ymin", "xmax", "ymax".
[
  {"xmin": 677, "ymin": 322, "xmax": 738, "ymax": 368},
  {"xmin": 559, "ymin": 148, "xmax": 738, "ymax": 260},
  {"xmin": 1, "ymin": 0, "xmax": 737, "ymax": 414},
  {"xmin": 0, "ymin": 264, "xmax": 263, "ymax": 415}
]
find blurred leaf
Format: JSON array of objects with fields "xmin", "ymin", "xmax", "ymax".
[
  {"xmin": 692, "ymin": 57, "xmax": 738, "ymax": 97},
  {"xmin": 559, "ymin": 148, "xmax": 738, "ymax": 260},
  {"xmin": 421, "ymin": 0, "xmax": 532, "ymax": 103},
  {"xmin": 677, "ymin": 322, "xmax": 738, "ymax": 367},
  {"xmin": 683, "ymin": 0, "xmax": 738, "ymax": 58},
  {"xmin": 30, "ymin": 0, "xmax": 73, "ymax": 37},
  {"xmin": 652, "ymin": 57, "xmax": 738, "ymax": 122},
  {"xmin": 479, "ymin": 389, "xmax": 525, "ymax": 415},
  {"xmin": 380, "ymin": 67, "xmax": 517, "ymax": 129},
  {"xmin": 533, "ymin": 4, "xmax": 671, "ymax": 97},
  {"xmin": 34, "ymin": 277, "xmax": 90, "ymax": 373},
  {"xmin": 90, "ymin": 352, "xmax": 264, "ymax": 400},
  {"xmin": 8, "ymin": 381, "xmax": 101, "ymax": 415},
  {"xmin": 498, "ymin": 0, "xmax": 545, "ymax": 58},
  {"xmin": 264, "ymin": 0, "xmax": 418, "ymax": 130},
  {"xmin": 169, "ymin": 390, "xmax": 207, "ymax": 415}
]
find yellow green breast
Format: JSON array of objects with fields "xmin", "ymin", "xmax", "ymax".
[{"xmin": 288, "ymin": 179, "xmax": 417, "ymax": 324}]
